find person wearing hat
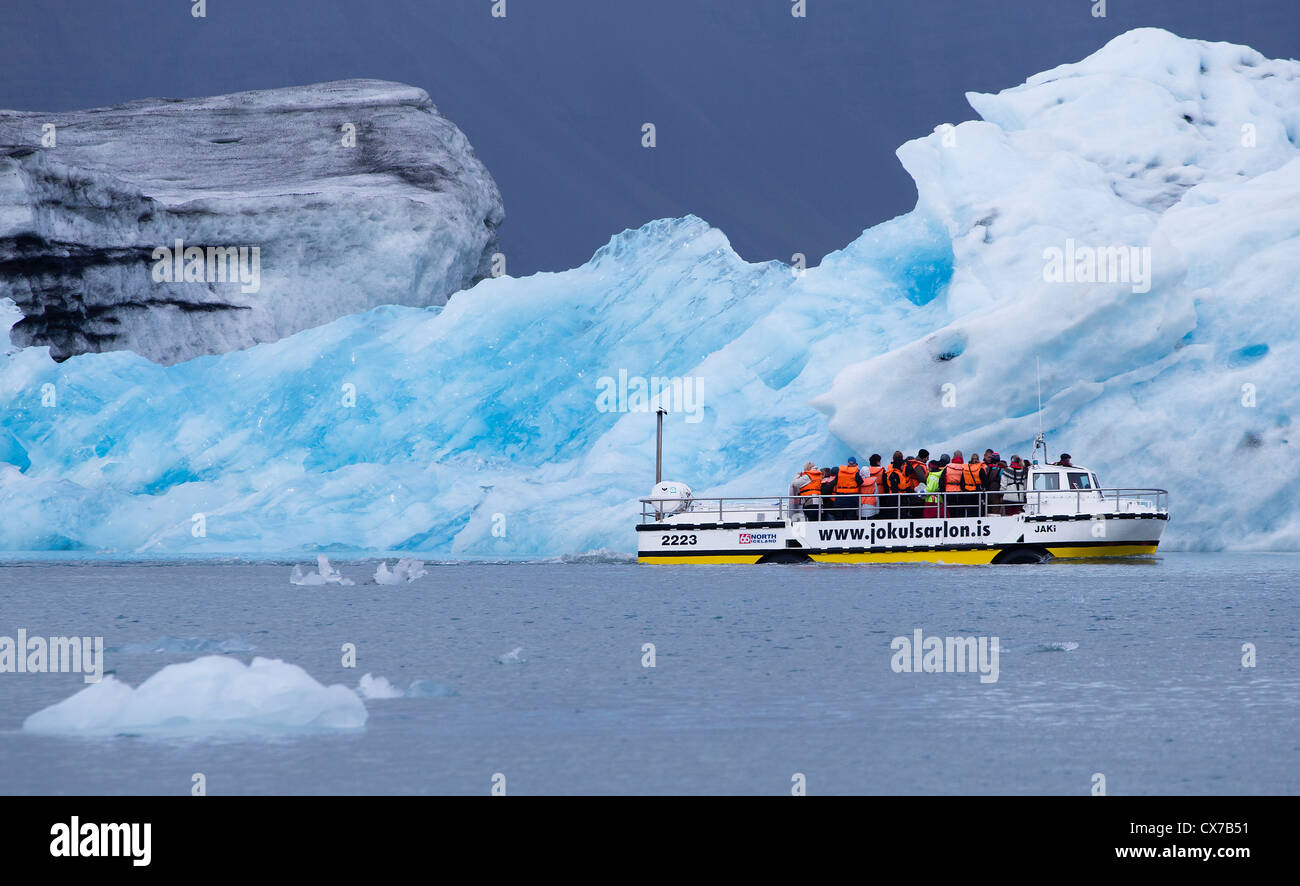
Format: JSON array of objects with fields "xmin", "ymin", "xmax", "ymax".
[
  {"xmin": 1002, "ymin": 455, "xmax": 1028, "ymax": 516},
  {"xmin": 1054, "ymin": 453, "xmax": 1073, "ymax": 467},
  {"xmin": 831, "ymin": 456, "xmax": 863, "ymax": 521},
  {"xmin": 983, "ymin": 449, "xmax": 1005, "ymax": 514},
  {"xmin": 789, "ymin": 461, "xmax": 823, "ymax": 521},
  {"xmin": 858, "ymin": 457, "xmax": 880, "ymax": 520},
  {"xmin": 923, "ymin": 459, "xmax": 943, "ymax": 518}
]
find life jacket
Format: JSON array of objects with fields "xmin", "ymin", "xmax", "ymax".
[
  {"xmin": 859, "ymin": 473, "xmax": 878, "ymax": 508},
  {"xmin": 924, "ymin": 471, "xmax": 942, "ymax": 503},
  {"xmin": 961, "ymin": 462, "xmax": 985, "ymax": 492},
  {"xmin": 983, "ymin": 463, "xmax": 1002, "ymax": 490},
  {"xmin": 798, "ymin": 469, "xmax": 823, "ymax": 496},
  {"xmin": 834, "ymin": 465, "xmax": 860, "ymax": 494},
  {"xmin": 943, "ymin": 462, "xmax": 964, "ymax": 493},
  {"xmin": 889, "ymin": 462, "xmax": 920, "ymax": 491},
  {"xmin": 906, "ymin": 457, "xmax": 927, "ymax": 483},
  {"xmin": 868, "ymin": 465, "xmax": 886, "ymax": 489}
]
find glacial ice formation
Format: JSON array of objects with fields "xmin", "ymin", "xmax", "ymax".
[
  {"xmin": 373, "ymin": 558, "xmax": 428, "ymax": 584},
  {"xmin": 357, "ymin": 673, "xmax": 456, "ymax": 698},
  {"xmin": 22, "ymin": 655, "xmax": 368, "ymax": 736},
  {"xmin": 0, "ymin": 30, "xmax": 1297, "ymax": 554},
  {"xmin": 0, "ymin": 80, "xmax": 503, "ymax": 364},
  {"xmin": 290, "ymin": 555, "xmax": 355, "ymax": 586}
]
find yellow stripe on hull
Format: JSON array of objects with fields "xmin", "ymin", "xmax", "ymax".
[
  {"xmin": 1045, "ymin": 544, "xmax": 1158, "ymax": 559},
  {"xmin": 638, "ymin": 554, "xmax": 765, "ymax": 565},
  {"xmin": 811, "ymin": 549, "xmax": 999, "ymax": 565},
  {"xmin": 638, "ymin": 543, "xmax": 1160, "ymax": 565}
]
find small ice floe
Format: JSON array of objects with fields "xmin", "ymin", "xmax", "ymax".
[
  {"xmin": 108, "ymin": 636, "xmax": 254, "ymax": 655},
  {"xmin": 357, "ymin": 673, "xmax": 457, "ymax": 699},
  {"xmin": 290, "ymin": 554, "xmax": 355, "ymax": 586},
  {"xmin": 1032, "ymin": 641, "xmax": 1080, "ymax": 653},
  {"xmin": 373, "ymin": 558, "xmax": 428, "ymax": 585},
  {"xmin": 23, "ymin": 656, "xmax": 367, "ymax": 737},
  {"xmin": 496, "ymin": 646, "xmax": 526, "ymax": 664}
]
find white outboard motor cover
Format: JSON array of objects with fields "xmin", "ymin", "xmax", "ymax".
[{"xmin": 651, "ymin": 481, "xmax": 693, "ymax": 516}]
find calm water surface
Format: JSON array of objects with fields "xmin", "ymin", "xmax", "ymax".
[{"xmin": 0, "ymin": 553, "xmax": 1295, "ymax": 794}]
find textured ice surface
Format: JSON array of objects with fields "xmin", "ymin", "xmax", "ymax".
[
  {"xmin": 289, "ymin": 555, "xmax": 355, "ymax": 586},
  {"xmin": 374, "ymin": 558, "xmax": 428, "ymax": 584},
  {"xmin": 0, "ymin": 30, "xmax": 1297, "ymax": 554},
  {"xmin": 22, "ymin": 655, "xmax": 367, "ymax": 736},
  {"xmin": 358, "ymin": 673, "xmax": 455, "ymax": 699},
  {"xmin": 0, "ymin": 80, "xmax": 503, "ymax": 364},
  {"xmin": 108, "ymin": 636, "xmax": 255, "ymax": 655}
]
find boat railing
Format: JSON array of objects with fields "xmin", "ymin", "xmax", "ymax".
[{"xmin": 638, "ymin": 488, "xmax": 1168, "ymax": 523}]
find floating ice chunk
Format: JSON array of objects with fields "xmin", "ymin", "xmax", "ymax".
[
  {"xmin": 373, "ymin": 558, "xmax": 428, "ymax": 585},
  {"xmin": 108, "ymin": 636, "xmax": 254, "ymax": 655},
  {"xmin": 22, "ymin": 655, "xmax": 367, "ymax": 737},
  {"xmin": 1033, "ymin": 642, "xmax": 1080, "ymax": 653},
  {"xmin": 357, "ymin": 673, "xmax": 457, "ymax": 699},
  {"xmin": 496, "ymin": 647, "xmax": 526, "ymax": 664},
  {"xmin": 357, "ymin": 673, "xmax": 403, "ymax": 699},
  {"xmin": 290, "ymin": 555, "xmax": 355, "ymax": 586},
  {"xmin": 405, "ymin": 679, "xmax": 458, "ymax": 698}
]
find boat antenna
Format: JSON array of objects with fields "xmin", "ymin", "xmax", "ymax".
[
  {"xmin": 1034, "ymin": 357, "xmax": 1047, "ymax": 464},
  {"xmin": 655, "ymin": 407, "xmax": 666, "ymax": 484}
]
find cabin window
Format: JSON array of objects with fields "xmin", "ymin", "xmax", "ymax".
[
  {"xmin": 1090, "ymin": 473, "xmax": 1101, "ymax": 489},
  {"xmin": 1068, "ymin": 472, "xmax": 1092, "ymax": 489},
  {"xmin": 1033, "ymin": 473, "xmax": 1060, "ymax": 490}
]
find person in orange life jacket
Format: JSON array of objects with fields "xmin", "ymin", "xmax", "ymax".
[
  {"xmin": 881, "ymin": 451, "xmax": 908, "ymax": 520},
  {"xmin": 864, "ymin": 453, "xmax": 887, "ymax": 520},
  {"xmin": 858, "ymin": 458, "xmax": 880, "ymax": 519},
  {"xmin": 867, "ymin": 454, "xmax": 886, "ymax": 497},
  {"xmin": 789, "ymin": 461, "xmax": 823, "ymax": 521},
  {"xmin": 942, "ymin": 450, "xmax": 965, "ymax": 516},
  {"xmin": 960, "ymin": 453, "xmax": 988, "ymax": 517},
  {"xmin": 830, "ymin": 456, "xmax": 863, "ymax": 521},
  {"xmin": 902, "ymin": 449, "xmax": 930, "ymax": 519},
  {"xmin": 983, "ymin": 449, "xmax": 1004, "ymax": 515},
  {"xmin": 931, "ymin": 453, "xmax": 951, "ymax": 517}
]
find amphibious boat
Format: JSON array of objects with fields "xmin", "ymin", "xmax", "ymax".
[{"xmin": 636, "ymin": 413, "xmax": 1168, "ymax": 566}]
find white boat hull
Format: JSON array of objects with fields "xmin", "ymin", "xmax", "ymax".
[{"xmin": 637, "ymin": 511, "xmax": 1167, "ymax": 565}]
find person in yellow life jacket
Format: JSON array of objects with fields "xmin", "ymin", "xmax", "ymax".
[
  {"xmin": 960, "ymin": 453, "xmax": 988, "ymax": 517},
  {"xmin": 923, "ymin": 459, "xmax": 942, "ymax": 518},
  {"xmin": 789, "ymin": 461, "xmax": 823, "ymax": 521},
  {"xmin": 830, "ymin": 457, "xmax": 862, "ymax": 521}
]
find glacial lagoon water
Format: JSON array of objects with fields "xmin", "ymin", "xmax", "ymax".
[{"xmin": 0, "ymin": 553, "xmax": 1295, "ymax": 795}]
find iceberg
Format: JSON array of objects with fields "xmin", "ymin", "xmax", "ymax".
[
  {"xmin": 290, "ymin": 555, "xmax": 355, "ymax": 586},
  {"xmin": 0, "ymin": 80, "xmax": 504, "ymax": 364},
  {"xmin": 22, "ymin": 655, "xmax": 368, "ymax": 736},
  {"xmin": 357, "ymin": 672, "xmax": 455, "ymax": 698},
  {"xmin": 0, "ymin": 29, "xmax": 1297, "ymax": 554},
  {"xmin": 373, "ymin": 558, "xmax": 428, "ymax": 584}
]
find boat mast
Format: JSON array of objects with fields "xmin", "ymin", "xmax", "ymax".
[
  {"xmin": 1034, "ymin": 357, "xmax": 1047, "ymax": 464},
  {"xmin": 655, "ymin": 407, "xmax": 666, "ymax": 484}
]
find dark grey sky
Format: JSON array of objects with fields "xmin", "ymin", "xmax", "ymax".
[{"xmin": 3, "ymin": 1, "xmax": 1296, "ymax": 274}]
